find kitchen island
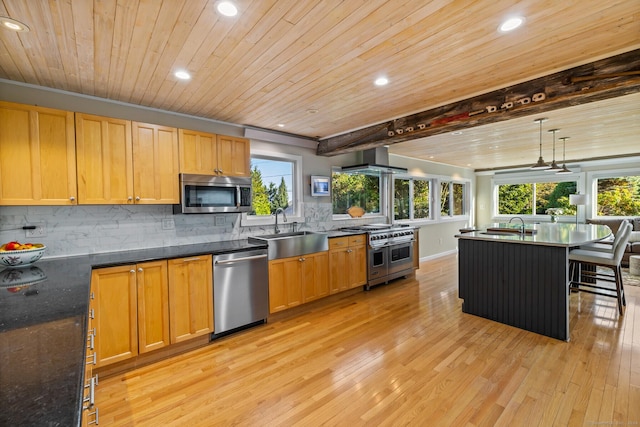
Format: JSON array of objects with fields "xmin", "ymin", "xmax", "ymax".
[
  {"xmin": 456, "ymin": 223, "xmax": 611, "ymax": 341},
  {"xmin": 0, "ymin": 239, "xmax": 267, "ymax": 427}
]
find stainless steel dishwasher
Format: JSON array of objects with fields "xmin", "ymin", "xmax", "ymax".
[{"xmin": 212, "ymin": 248, "xmax": 269, "ymax": 337}]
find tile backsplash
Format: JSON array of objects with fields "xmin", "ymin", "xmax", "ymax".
[{"xmin": 0, "ymin": 203, "xmax": 380, "ymax": 258}]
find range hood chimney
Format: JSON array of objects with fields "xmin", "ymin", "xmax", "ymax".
[{"xmin": 340, "ymin": 147, "xmax": 408, "ymax": 174}]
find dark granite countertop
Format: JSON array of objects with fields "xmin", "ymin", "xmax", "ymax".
[
  {"xmin": 0, "ymin": 239, "xmax": 266, "ymax": 427},
  {"xmin": 325, "ymin": 230, "xmax": 366, "ymax": 238}
]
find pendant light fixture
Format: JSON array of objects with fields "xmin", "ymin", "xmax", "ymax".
[
  {"xmin": 530, "ymin": 118, "xmax": 550, "ymax": 170},
  {"xmin": 545, "ymin": 128, "xmax": 562, "ymax": 171},
  {"xmin": 556, "ymin": 136, "xmax": 572, "ymax": 175}
]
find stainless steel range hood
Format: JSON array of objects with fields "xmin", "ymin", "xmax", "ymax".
[{"xmin": 340, "ymin": 147, "xmax": 408, "ymax": 174}]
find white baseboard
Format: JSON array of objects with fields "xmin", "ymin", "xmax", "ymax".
[{"xmin": 419, "ymin": 249, "xmax": 458, "ymax": 263}]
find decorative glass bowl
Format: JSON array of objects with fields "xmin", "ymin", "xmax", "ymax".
[{"xmin": 0, "ymin": 246, "xmax": 46, "ymax": 267}]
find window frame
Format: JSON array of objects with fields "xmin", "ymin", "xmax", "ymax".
[
  {"xmin": 392, "ymin": 175, "xmax": 433, "ymax": 222},
  {"xmin": 241, "ymin": 149, "xmax": 304, "ymax": 227},
  {"xmin": 331, "ymin": 167, "xmax": 386, "ymax": 221},
  {"xmin": 492, "ymin": 170, "xmax": 582, "ymax": 221},
  {"xmin": 587, "ymin": 167, "xmax": 640, "ymax": 219},
  {"xmin": 391, "ymin": 174, "xmax": 470, "ymax": 225},
  {"xmin": 438, "ymin": 178, "xmax": 471, "ymax": 222}
]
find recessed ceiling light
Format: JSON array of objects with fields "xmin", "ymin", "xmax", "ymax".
[
  {"xmin": 499, "ymin": 16, "xmax": 524, "ymax": 32},
  {"xmin": 1, "ymin": 17, "xmax": 29, "ymax": 32},
  {"xmin": 277, "ymin": 124, "xmax": 285, "ymax": 128},
  {"xmin": 175, "ymin": 70, "xmax": 191, "ymax": 80},
  {"xmin": 307, "ymin": 109, "xmax": 319, "ymax": 114},
  {"xmin": 451, "ymin": 131, "xmax": 463, "ymax": 135},
  {"xmin": 217, "ymin": 1, "xmax": 238, "ymax": 17},
  {"xmin": 374, "ymin": 77, "xmax": 389, "ymax": 86}
]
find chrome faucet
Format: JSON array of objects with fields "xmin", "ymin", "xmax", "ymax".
[
  {"xmin": 274, "ymin": 208, "xmax": 287, "ymax": 234},
  {"xmin": 509, "ymin": 216, "xmax": 526, "ymax": 234}
]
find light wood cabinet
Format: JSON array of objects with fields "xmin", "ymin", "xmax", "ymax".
[
  {"xmin": 216, "ymin": 134, "xmax": 250, "ymax": 177},
  {"xmin": 167, "ymin": 255, "xmax": 214, "ymax": 343},
  {"xmin": 91, "ymin": 260, "xmax": 169, "ymax": 368},
  {"xmin": 136, "ymin": 261, "xmax": 170, "ymax": 353},
  {"xmin": 132, "ymin": 122, "xmax": 180, "ymax": 203},
  {"xmin": 329, "ymin": 235, "xmax": 367, "ymax": 294},
  {"xmin": 301, "ymin": 251, "xmax": 329, "ymax": 303},
  {"xmin": 76, "ymin": 114, "xmax": 179, "ymax": 204},
  {"xmin": 268, "ymin": 251, "xmax": 329, "ymax": 313},
  {"xmin": 75, "ymin": 113, "xmax": 133, "ymax": 204},
  {"xmin": 91, "ymin": 265, "xmax": 138, "ymax": 367},
  {"xmin": 0, "ymin": 101, "xmax": 77, "ymax": 205},
  {"xmin": 178, "ymin": 130, "xmax": 250, "ymax": 177}
]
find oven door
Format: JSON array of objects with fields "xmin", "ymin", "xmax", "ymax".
[
  {"xmin": 368, "ymin": 246, "xmax": 388, "ymax": 283},
  {"xmin": 388, "ymin": 242, "xmax": 413, "ymax": 275}
]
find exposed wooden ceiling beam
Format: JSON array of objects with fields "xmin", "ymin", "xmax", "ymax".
[{"xmin": 317, "ymin": 49, "xmax": 640, "ymax": 156}]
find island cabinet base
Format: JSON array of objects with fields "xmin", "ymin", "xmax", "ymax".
[{"xmin": 458, "ymin": 239, "xmax": 569, "ymax": 341}]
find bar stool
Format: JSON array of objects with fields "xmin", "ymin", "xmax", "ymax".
[
  {"xmin": 568, "ymin": 221, "xmax": 632, "ymax": 315},
  {"xmin": 578, "ymin": 219, "xmax": 629, "ymax": 253}
]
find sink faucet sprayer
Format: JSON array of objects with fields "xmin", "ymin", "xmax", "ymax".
[
  {"xmin": 508, "ymin": 216, "xmax": 526, "ymax": 234},
  {"xmin": 274, "ymin": 208, "xmax": 287, "ymax": 234}
]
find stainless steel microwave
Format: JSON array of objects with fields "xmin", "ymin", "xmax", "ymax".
[{"xmin": 174, "ymin": 174, "xmax": 252, "ymax": 214}]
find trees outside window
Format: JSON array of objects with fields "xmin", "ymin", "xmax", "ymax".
[
  {"xmin": 441, "ymin": 181, "xmax": 467, "ymax": 217},
  {"xmin": 596, "ymin": 176, "xmax": 640, "ymax": 216},
  {"xmin": 394, "ymin": 177, "xmax": 430, "ymax": 221},
  {"xmin": 250, "ymin": 157, "xmax": 294, "ymax": 216},
  {"xmin": 498, "ymin": 181, "xmax": 577, "ymax": 216},
  {"xmin": 332, "ymin": 172, "xmax": 380, "ymax": 215}
]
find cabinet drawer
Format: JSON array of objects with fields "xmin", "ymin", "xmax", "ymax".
[
  {"xmin": 348, "ymin": 235, "xmax": 366, "ymax": 246},
  {"xmin": 329, "ymin": 236, "xmax": 349, "ymax": 250}
]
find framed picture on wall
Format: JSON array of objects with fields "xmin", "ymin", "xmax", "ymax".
[{"xmin": 311, "ymin": 175, "xmax": 330, "ymax": 197}]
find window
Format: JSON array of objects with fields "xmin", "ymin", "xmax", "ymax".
[
  {"xmin": 249, "ymin": 155, "xmax": 296, "ymax": 216},
  {"xmin": 595, "ymin": 175, "xmax": 640, "ymax": 216},
  {"xmin": 440, "ymin": 181, "xmax": 467, "ymax": 217},
  {"xmin": 394, "ymin": 177, "xmax": 431, "ymax": 221},
  {"xmin": 496, "ymin": 180, "xmax": 577, "ymax": 216},
  {"xmin": 332, "ymin": 170, "xmax": 380, "ymax": 215}
]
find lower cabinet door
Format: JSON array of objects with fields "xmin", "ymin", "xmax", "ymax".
[
  {"xmin": 91, "ymin": 265, "xmax": 138, "ymax": 367},
  {"xmin": 168, "ymin": 255, "xmax": 214, "ymax": 343},
  {"xmin": 136, "ymin": 260, "xmax": 170, "ymax": 353}
]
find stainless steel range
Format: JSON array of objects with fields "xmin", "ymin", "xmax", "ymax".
[{"xmin": 341, "ymin": 224, "xmax": 415, "ymax": 290}]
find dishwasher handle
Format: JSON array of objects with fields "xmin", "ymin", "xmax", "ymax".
[{"xmin": 214, "ymin": 254, "xmax": 268, "ymax": 265}]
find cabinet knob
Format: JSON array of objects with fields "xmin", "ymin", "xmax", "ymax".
[
  {"xmin": 214, "ymin": 168, "xmax": 219, "ymax": 173},
  {"xmin": 138, "ymin": 268, "xmax": 143, "ymax": 273},
  {"xmin": 128, "ymin": 196, "xmax": 133, "ymax": 201},
  {"xmin": 347, "ymin": 249, "xmax": 352, "ymax": 253},
  {"xmin": 130, "ymin": 269, "xmax": 135, "ymax": 274},
  {"xmin": 135, "ymin": 196, "xmax": 141, "ymax": 201},
  {"xmin": 70, "ymin": 196, "xmax": 76, "ymax": 202},
  {"xmin": 218, "ymin": 169, "xmax": 223, "ymax": 174}
]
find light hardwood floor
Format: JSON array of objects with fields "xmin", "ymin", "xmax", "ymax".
[{"xmin": 96, "ymin": 254, "xmax": 640, "ymax": 426}]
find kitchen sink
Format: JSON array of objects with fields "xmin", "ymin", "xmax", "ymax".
[
  {"xmin": 480, "ymin": 231, "xmax": 525, "ymax": 236},
  {"xmin": 248, "ymin": 231, "xmax": 328, "ymax": 259}
]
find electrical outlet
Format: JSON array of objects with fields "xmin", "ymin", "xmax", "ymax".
[
  {"xmin": 215, "ymin": 216, "xmax": 225, "ymax": 226},
  {"xmin": 26, "ymin": 225, "xmax": 47, "ymax": 238},
  {"xmin": 162, "ymin": 219, "xmax": 175, "ymax": 230}
]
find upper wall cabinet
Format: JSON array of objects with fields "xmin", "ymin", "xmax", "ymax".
[
  {"xmin": 76, "ymin": 114, "xmax": 179, "ymax": 204},
  {"xmin": 76, "ymin": 113, "xmax": 134, "ymax": 204},
  {"xmin": 179, "ymin": 129, "xmax": 250, "ymax": 177},
  {"xmin": 132, "ymin": 122, "xmax": 179, "ymax": 204},
  {"xmin": 0, "ymin": 101, "xmax": 77, "ymax": 205}
]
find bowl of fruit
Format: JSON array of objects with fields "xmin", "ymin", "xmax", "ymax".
[{"xmin": 0, "ymin": 241, "xmax": 46, "ymax": 267}]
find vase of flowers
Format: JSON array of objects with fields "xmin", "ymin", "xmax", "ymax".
[{"xmin": 546, "ymin": 208, "xmax": 563, "ymax": 223}]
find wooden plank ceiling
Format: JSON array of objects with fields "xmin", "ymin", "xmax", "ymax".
[{"xmin": 0, "ymin": 0, "xmax": 638, "ymax": 170}]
